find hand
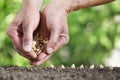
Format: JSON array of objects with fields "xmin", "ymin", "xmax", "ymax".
[
  {"xmin": 31, "ymin": 4, "xmax": 69, "ymax": 66},
  {"xmin": 31, "ymin": 0, "xmax": 114, "ymax": 66},
  {"xmin": 7, "ymin": 0, "xmax": 42, "ymax": 61}
]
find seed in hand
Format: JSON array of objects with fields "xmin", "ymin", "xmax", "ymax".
[{"xmin": 32, "ymin": 36, "xmax": 48, "ymax": 55}]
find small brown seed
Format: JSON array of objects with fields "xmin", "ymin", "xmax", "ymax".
[{"xmin": 32, "ymin": 34, "xmax": 48, "ymax": 55}]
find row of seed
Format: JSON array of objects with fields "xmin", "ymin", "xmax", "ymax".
[{"xmin": 50, "ymin": 64, "xmax": 113, "ymax": 70}]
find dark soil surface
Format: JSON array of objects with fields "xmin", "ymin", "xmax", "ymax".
[{"xmin": 0, "ymin": 66, "xmax": 120, "ymax": 80}]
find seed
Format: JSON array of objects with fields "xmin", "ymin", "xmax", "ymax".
[
  {"xmin": 50, "ymin": 64, "xmax": 55, "ymax": 68},
  {"xmin": 80, "ymin": 64, "xmax": 84, "ymax": 69},
  {"xmin": 36, "ymin": 49, "xmax": 39, "ymax": 52},
  {"xmin": 99, "ymin": 64, "xmax": 104, "ymax": 69},
  {"xmin": 32, "ymin": 34, "xmax": 48, "ymax": 55},
  {"xmin": 61, "ymin": 65, "xmax": 65, "ymax": 69},
  {"xmin": 71, "ymin": 64, "xmax": 75, "ymax": 68},
  {"xmin": 90, "ymin": 65, "xmax": 94, "ymax": 69},
  {"xmin": 109, "ymin": 66, "xmax": 113, "ymax": 70},
  {"xmin": 38, "ymin": 51, "xmax": 41, "ymax": 54},
  {"xmin": 33, "ymin": 41, "xmax": 36, "ymax": 46}
]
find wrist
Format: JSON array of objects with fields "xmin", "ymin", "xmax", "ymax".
[
  {"xmin": 22, "ymin": 0, "xmax": 43, "ymax": 10},
  {"xmin": 48, "ymin": 0, "xmax": 71, "ymax": 14}
]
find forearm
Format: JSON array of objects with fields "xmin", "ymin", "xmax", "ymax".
[
  {"xmin": 50, "ymin": 0, "xmax": 115, "ymax": 13},
  {"xmin": 22, "ymin": 0, "xmax": 43, "ymax": 10},
  {"xmin": 68, "ymin": 0, "xmax": 115, "ymax": 12}
]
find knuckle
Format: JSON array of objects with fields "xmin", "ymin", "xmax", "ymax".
[
  {"xmin": 7, "ymin": 19, "xmax": 20, "ymax": 37},
  {"xmin": 23, "ymin": 36, "xmax": 32, "ymax": 44},
  {"xmin": 12, "ymin": 22, "xmax": 18, "ymax": 27},
  {"xmin": 50, "ymin": 25, "xmax": 56, "ymax": 31},
  {"xmin": 63, "ymin": 36, "xmax": 69, "ymax": 44},
  {"xmin": 6, "ymin": 28, "xmax": 12, "ymax": 37},
  {"xmin": 49, "ymin": 41, "xmax": 57, "ymax": 47},
  {"xmin": 52, "ymin": 38, "xmax": 58, "ymax": 43}
]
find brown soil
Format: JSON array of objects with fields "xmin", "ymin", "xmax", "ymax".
[{"xmin": 0, "ymin": 66, "xmax": 120, "ymax": 80}]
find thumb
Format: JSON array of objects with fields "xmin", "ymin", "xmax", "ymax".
[
  {"xmin": 23, "ymin": 29, "xmax": 33, "ymax": 52},
  {"xmin": 47, "ymin": 29, "xmax": 60, "ymax": 54}
]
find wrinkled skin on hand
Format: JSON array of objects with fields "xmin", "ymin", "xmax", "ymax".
[
  {"xmin": 31, "ymin": 5, "xmax": 69, "ymax": 66},
  {"xmin": 7, "ymin": 6, "xmax": 40, "ymax": 61}
]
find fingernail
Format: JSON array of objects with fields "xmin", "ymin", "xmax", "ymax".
[
  {"xmin": 23, "ymin": 44, "xmax": 32, "ymax": 52},
  {"xmin": 47, "ymin": 47, "xmax": 53, "ymax": 54}
]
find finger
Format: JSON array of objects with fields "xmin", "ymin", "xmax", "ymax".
[
  {"xmin": 53, "ymin": 21, "xmax": 69, "ymax": 52},
  {"xmin": 23, "ymin": 28, "xmax": 33, "ymax": 52},
  {"xmin": 12, "ymin": 35, "xmax": 37, "ymax": 59},
  {"xmin": 7, "ymin": 29, "xmax": 19, "ymax": 44},
  {"xmin": 16, "ymin": 48, "xmax": 37, "ymax": 60},
  {"xmin": 53, "ymin": 20, "xmax": 69, "ymax": 52},
  {"xmin": 36, "ymin": 52, "xmax": 47, "ymax": 60},
  {"xmin": 40, "ymin": 14, "xmax": 60, "ymax": 54},
  {"xmin": 46, "ymin": 28, "xmax": 60, "ymax": 54},
  {"xmin": 7, "ymin": 11, "xmax": 23, "ymax": 42},
  {"xmin": 10, "ymin": 27, "xmax": 37, "ymax": 59},
  {"xmin": 7, "ymin": 11, "xmax": 37, "ymax": 59},
  {"xmin": 20, "ymin": 51, "xmax": 37, "ymax": 60},
  {"xmin": 22, "ymin": 10, "xmax": 40, "ymax": 52},
  {"xmin": 34, "ymin": 45, "xmax": 48, "ymax": 61},
  {"xmin": 54, "ymin": 35, "xmax": 69, "ymax": 53},
  {"xmin": 31, "ymin": 54, "xmax": 53, "ymax": 66},
  {"xmin": 15, "ymin": 48, "xmax": 37, "ymax": 60},
  {"xmin": 47, "ymin": 20, "xmax": 69, "ymax": 54},
  {"xmin": 8, "ymin": 30, "xmax": 37, "ymax": 60}
]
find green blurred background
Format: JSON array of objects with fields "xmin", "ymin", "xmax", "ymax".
[{"xmin": 0, "ymin": 0, "xmax": 120, "ymax": 67}]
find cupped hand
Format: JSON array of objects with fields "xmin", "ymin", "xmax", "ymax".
[
  {"xmin": 7, "ymin": 1, "xmax": 41, "ymax": 61},
  {"xmin": 31, "ymin": 4, "xmax": 69, "ymax": 66}
]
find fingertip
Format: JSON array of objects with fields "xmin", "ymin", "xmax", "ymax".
[
  {"xmin": 30, "ymin": 62, "xmax": 38, "ymax": 67},
  {"xmin": 23, "ymin": 29, "xmax": 33, "ymax": 52},
  {"xmin": 27, "ymin": 51, "xmax": 37, "ymax": 59},
  {"xmin": 32, "ymin": 61, "xmax": 41, "ymax": 66},
  {"xmin": 37, "ymin": 52, "xmax": 47, "ymax": 60},
  {"xmin": 23, "ymin": 44, "xmax": 32, "ymax": 52},
  {"xmin": 47, "ymin": 47, "xmax": 54, "ymax": 54}
]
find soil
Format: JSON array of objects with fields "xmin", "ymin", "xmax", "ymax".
[{"xmin": 0, "ymin": 66, "xmax": 120, "ymax": 80}]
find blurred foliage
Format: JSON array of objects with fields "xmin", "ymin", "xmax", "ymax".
[{"xmin": 0, "ymin": 0, "xmax": 120, "ymax": 67}]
